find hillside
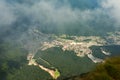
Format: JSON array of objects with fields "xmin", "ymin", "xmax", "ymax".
[{"xmin": 64, "ymin": 56, "xmax": 120, "ymax": 80}]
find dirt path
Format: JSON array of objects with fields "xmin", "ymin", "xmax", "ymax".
[{"xmin": 27, "ymin": 54, "xmax": 60, "ymax": 79}]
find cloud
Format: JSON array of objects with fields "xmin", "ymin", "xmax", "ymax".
[
  {"xmin": 0, "ymin": 0, "xmax": 16, "ymax": 26},
  {"xmin": 0, "ymin": 0, "xmax": 119, "ymax": 38},
  {"xmin": 14, "ymin": 0, "xmax": 102, "ymax": 34},
  {"xmin": 101, "ymin": 0, "xmax": 120, "ymax": 27}
]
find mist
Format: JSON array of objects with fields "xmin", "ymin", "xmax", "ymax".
[
  {"xmin": 0, "ymin": 0, "xmax": 120, "ymax": 39},
  {"xmin": 0, "ymin": 1, "xmax": 120, "ymax": 79},
  {"xmin": 101, "ymin": 0, "xmax": 120, "ymax": 27}
]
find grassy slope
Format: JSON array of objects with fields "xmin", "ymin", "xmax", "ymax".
[{"xmin": 64, "ymin": 56, "xmax": 120, "ymax": 80}]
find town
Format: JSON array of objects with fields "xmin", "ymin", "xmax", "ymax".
[{"xmin": 40, "ymin": 35, "xmax": 107, "ymax": 63}]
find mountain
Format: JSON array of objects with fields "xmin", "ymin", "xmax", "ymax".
[{"xmin": 0, "ymin": 0, "xmax": 120, "ymax": 80}]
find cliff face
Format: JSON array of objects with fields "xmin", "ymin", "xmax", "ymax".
[{"xmin": 63, "ymin": 56, "xmax": 120, "ymax": 80}]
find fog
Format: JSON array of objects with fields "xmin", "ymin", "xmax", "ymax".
[{"xmin": 0, "ymin": 0, "xmax": 119, "ymax": 39}]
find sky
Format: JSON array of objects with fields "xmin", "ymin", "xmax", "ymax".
[{"xmin": 0, "ymin": 0, "xmax": 120, "ymax": 37}]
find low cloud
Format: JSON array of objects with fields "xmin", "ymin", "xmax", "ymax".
[
  {"xmin": 0, "ymin": 0, "xmax": 16, "ymax": 27},
  {"xmin": 0, "ymin": 0, "xmax": 119, "ymax": 38},
  {"xmin": 101, "ymin": 0, "xmax": 120, "ymax": 27}
]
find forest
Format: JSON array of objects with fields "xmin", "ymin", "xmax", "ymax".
[{"xmin": 64, "ymin": 56, "xmax": 120, "ymax": 80}]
